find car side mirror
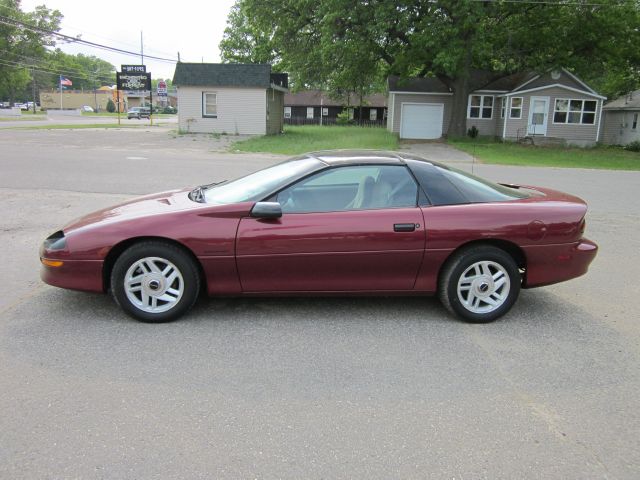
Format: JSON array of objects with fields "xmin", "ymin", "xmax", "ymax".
[{"xmin": 251, "ymin": 202, "xmax": 282, "ymax": 219}]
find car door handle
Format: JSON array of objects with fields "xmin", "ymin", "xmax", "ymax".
[{"xmin": 394, "ymin": 223, "xmax": 416, "ymax": 232}]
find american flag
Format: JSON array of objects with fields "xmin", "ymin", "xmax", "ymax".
[{"xmin": 59, "ymin": 76, "xmax": 72, "ymax": 86}]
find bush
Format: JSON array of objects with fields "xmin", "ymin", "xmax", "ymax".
[
  {"xmin": 336, "ymin": 109, "xmax": 352, "ymax": 125},
  {"xmin": 162, "ymin": 106, "xmax": 177, "ymax": 114},
  {"xmin": 624, "ymin": 140, "xmax": 640, "ymax": 152},
  {"xmin": 106, "ymin": 99, "xmax": 115, "ymax": 113},
  {"xmin": 467, "ymin": 125, "xmax": 479, "ymax": 139}
]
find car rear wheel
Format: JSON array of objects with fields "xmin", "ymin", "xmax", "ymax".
[
  {"xmin": 111, "ymin": 241, "xmax": 200, "ymax": 323},
  {"xmin": 438, "ymin": 245, "xmax": 520, "ymax": 323}
]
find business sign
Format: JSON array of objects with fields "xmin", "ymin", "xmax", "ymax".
[
  {"xmin": 117, "ymin": 71, "xmax": 151, "ymax": 91},
  {"xmin": 121, "ymin": 65, "xmax": 146, "ymax": 74},
  {"xmin": 157, "ymin": 80, "xmax": 167, "ymax": 96}
]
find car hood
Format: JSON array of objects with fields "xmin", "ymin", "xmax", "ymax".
[{"xmin": 63, "ymin": 188, "xmax": 202, "ymax": 232}]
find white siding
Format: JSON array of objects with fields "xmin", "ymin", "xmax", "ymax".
[{"xmin": 177, "ymin": 86, "xmax": 266, "ymax": 135}]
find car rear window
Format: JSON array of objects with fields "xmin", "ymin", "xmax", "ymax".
[{"xmin": 406, "ymin": 160, "xmax": 529, "ymax": 205}]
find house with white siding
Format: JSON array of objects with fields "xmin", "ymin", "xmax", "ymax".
[
  {"xmin": 387, "ymin": 68, "xmax": 606, "ymax": 147},
  {"xmin": 172, "ymin": 63, "xmax": 288, "ymax": 135},
  {"xmin": 601, "ymin": 90, "xmax": 640, "ymax": 146}
]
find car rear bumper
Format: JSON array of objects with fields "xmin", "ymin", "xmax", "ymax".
[
  {"xmin": 40, "ymin": 258, "xmax": 104, "ymax": 293},
  {"xmin": 522, "ymin": 238, "xmax": 598, "ymax": 288}
]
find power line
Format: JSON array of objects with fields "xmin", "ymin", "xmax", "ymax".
[
  {"xmin": 0, "ymin": 49, "xmax": 116, "ymax": 82},
  {"xmin": 0, "ymin": 3, "xmax": 180, "ymax": 60},
  {"xmin": 0, "ymin": 14, "xmax": 179, "ymax": 63},
  {"xmin": 0, "ymin": 58, "xmax": 115, "ymax": 84}
]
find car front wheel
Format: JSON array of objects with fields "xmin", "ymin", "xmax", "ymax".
[
  {"xmin": 111, "ymin": 241, "xmax": 200, "ymax": 323},
  {"xmin": 438, "ymin": 245, "xmax": 520, "ymax": 323}
]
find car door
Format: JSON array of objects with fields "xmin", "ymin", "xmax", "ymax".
[{"xmin": 236, "ymin": 164, "xmax": 426, "ymax": 292}]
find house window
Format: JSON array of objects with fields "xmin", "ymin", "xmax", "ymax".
[
  {"xmin": 202, "ymin": 92, "xmax": 217, "ymax": 117},
  {"xmin": 322, "ymin": 107, "xmax": 328, "ymax": 116},
  {"xmin": 370, "ymin": 109, "xmax": 377, "ymax": 121},
  {"xmin": 468, "ymin": 95, "xmax": 493, "ymax": 119},
  {"xmin": 500, "ymin": 98, "xmax": 505, "ymax": 119},
  {"xmin": 510, "ymin": 97, "xmax": 523, "ymax": 119},
  {"xmin": 348, "ymin": 108, "xmax": 354, "ymax": 120},
  {"xmin": 633, "ymin": 113, "xmax": 638, "ymax": 130},
  {"xmin": 284, "ymin": 106, "xmax": 291, "ymax": 118},
  {"xmin": 306, "ymin": 107, "xmax": 314, "ymax": 119},
  {"xmin": 553, "ymin": 99, "xmax": 597, "ymax": 125}
]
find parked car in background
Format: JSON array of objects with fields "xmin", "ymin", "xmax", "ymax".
[
  {"xmin": 40, "ymin": 150, "xmax": 598, "ymax": 324},
  {"xmin": 81, "ymin": 105, "xmax": 94, "ymax": 112},
  {"xmin": 127, "ymin": 107, "xmax": 150, "ymax": 119}
]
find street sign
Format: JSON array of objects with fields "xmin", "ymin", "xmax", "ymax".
[
  {"xmin": 157, "ymin": 80, "xmax": 167, "ymax": 96},
  {"xmin": 121, "ymin": 65, "xmax": 146, "ymax": 74},
  {"xmin": 117, "ymin": 72, "xmax": 151, "ymax": 91}
]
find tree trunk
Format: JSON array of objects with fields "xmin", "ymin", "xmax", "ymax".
[
  {"xmin": 449, "ymin": 76, "xmax": 471, "ymax": 137},
  {"xmin": 448, "ymin": 35, "xmax": 473, "ymax": 137}
]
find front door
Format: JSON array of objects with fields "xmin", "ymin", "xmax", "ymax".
[
  {"xmin": 528, "ymin": 96, "xmax": 549, "ymax": 135},
  {"xmin": 235, "ymin": 164, "xmax": 426, "ymax": 292}
]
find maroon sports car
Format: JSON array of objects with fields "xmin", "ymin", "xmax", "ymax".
[{"xmin": 40, "ymin": 150, "xmax": 597, "ymax": 323}]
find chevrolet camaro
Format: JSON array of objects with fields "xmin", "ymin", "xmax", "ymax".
[{"xmin": 40, "ymin": 150, "xmax": 597, "ymax": 323}]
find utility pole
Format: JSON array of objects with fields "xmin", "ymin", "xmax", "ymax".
[{"xmin": 31, "ymin": 69, "xmax": 36, "ymax": 113}]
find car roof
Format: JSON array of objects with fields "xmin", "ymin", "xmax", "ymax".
[{"xmin": 303, "ymin": 149, "xmax": 434, "ymax": 166}]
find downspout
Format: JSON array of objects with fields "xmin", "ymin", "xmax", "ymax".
[
  {"xmin": 596, "ymin": 99, "xmax": 604, "ymax": 143},
  {"xmin": 502, "ymin": 94, "xmax": 509, "ymax": 140}
]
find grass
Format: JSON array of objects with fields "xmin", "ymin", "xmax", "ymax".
[
  {"xmin": 232, "ymin": 125, "xmax": 399, "ymax": 154},
  {"xmin": 448, "ymin": 137, "xmax": 640, "ymax": 170}
]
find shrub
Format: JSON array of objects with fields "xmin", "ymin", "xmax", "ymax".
[
  {"xmin": 624, "ymin": 140, "xmax": 640, "ymax": 152},
  {"xmin": 106, "ymin": 99, "xmax": 115, "ymax": 113},
  {"xmin": 467, "ymin": 125, "xmax": 479, "ymax": 138},
  {"xmin": 336, "ymin": 109, "xmax": 352, "ymax": 125}
]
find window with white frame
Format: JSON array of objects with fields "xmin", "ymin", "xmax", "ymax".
[
  {"xmin": 468, "ymin": 95, "xmax": 493, "ymax": 119},
  {"xmin": 500, "ymin": 98, "xmax": 505, "ymax": 119},
  {"xmin": 306, "ymin": 107, "xmax": 314, "ymax": 119},
  {"xmin": 202, "ymin": 92, "xmax": 217, "ymax": 117},
  {"xmin": 509, "ymin": 97, "xmax": 523, "ymax": 119},
  {"xmin": 322, "ymin": 107, "xmax": 328, "ymax": 116},
  {"xmin": 284, "ymin": 106, "xmax": 291, "ymax": 118},
  {"xmin": 370, "ymin": 109, "xmax": 377, "ymax": 121},
  {"xmin": 633, "ymin": 113, "xmax": 638, "ymax": 130},
  {"xmin": 553, "ymin": 99, "xmax": 597, "ymax": 125}
]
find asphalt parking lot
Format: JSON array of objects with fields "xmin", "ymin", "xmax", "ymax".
[{"xmin": 1, "ymin": 126, "xmax": 639, "ymax": 479}]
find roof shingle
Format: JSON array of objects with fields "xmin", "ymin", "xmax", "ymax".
[{"xmin": 173, "ymin": 63, "xmax": 273, "ymax": 88}]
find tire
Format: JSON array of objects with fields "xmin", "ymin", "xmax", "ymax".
[
  {"xmin": 438, "ymin": 245, "xmax": 521, "ymax": 323},
  {"xmin": 110, "ymin": 241, "xmax": 200, "ymax": 323}
]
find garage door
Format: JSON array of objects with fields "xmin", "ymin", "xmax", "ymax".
[{"xmin": 400, "ymin": 103, "xmax": 444, "ymax": 139}]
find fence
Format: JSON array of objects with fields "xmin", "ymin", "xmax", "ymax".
[{"xmin": 284, "ymin": 116, "xmax": 386, "ymax": 128}]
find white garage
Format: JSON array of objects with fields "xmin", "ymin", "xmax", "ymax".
[{"xmin": 399, "ymin": 103, "xmax": 444, "ymax": 139}]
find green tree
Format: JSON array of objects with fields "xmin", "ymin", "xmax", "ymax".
[
  {"xmin": 106, "ymin": 98, "xmax": 115, "ymax": 113},
  {"xmin": 0, "ymin": 0, "xmax": 62, "ymax": 102},
  {"xmin": 220, "ymin": 0, "xmax": 640, "ymax": 136}
]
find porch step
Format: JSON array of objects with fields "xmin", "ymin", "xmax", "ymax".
[{"xmin": 530, "ymin": 136, "xmax": 567, "ymax": 147}]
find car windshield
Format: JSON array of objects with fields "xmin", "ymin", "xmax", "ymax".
[{"xmin": 203, "ymin": 157, "xmax": 325, "ymax": 205}]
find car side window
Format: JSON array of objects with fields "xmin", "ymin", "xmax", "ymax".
[{"xmin": 276, "ymin": 165, "xmax": 418, "ymax": 213}]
